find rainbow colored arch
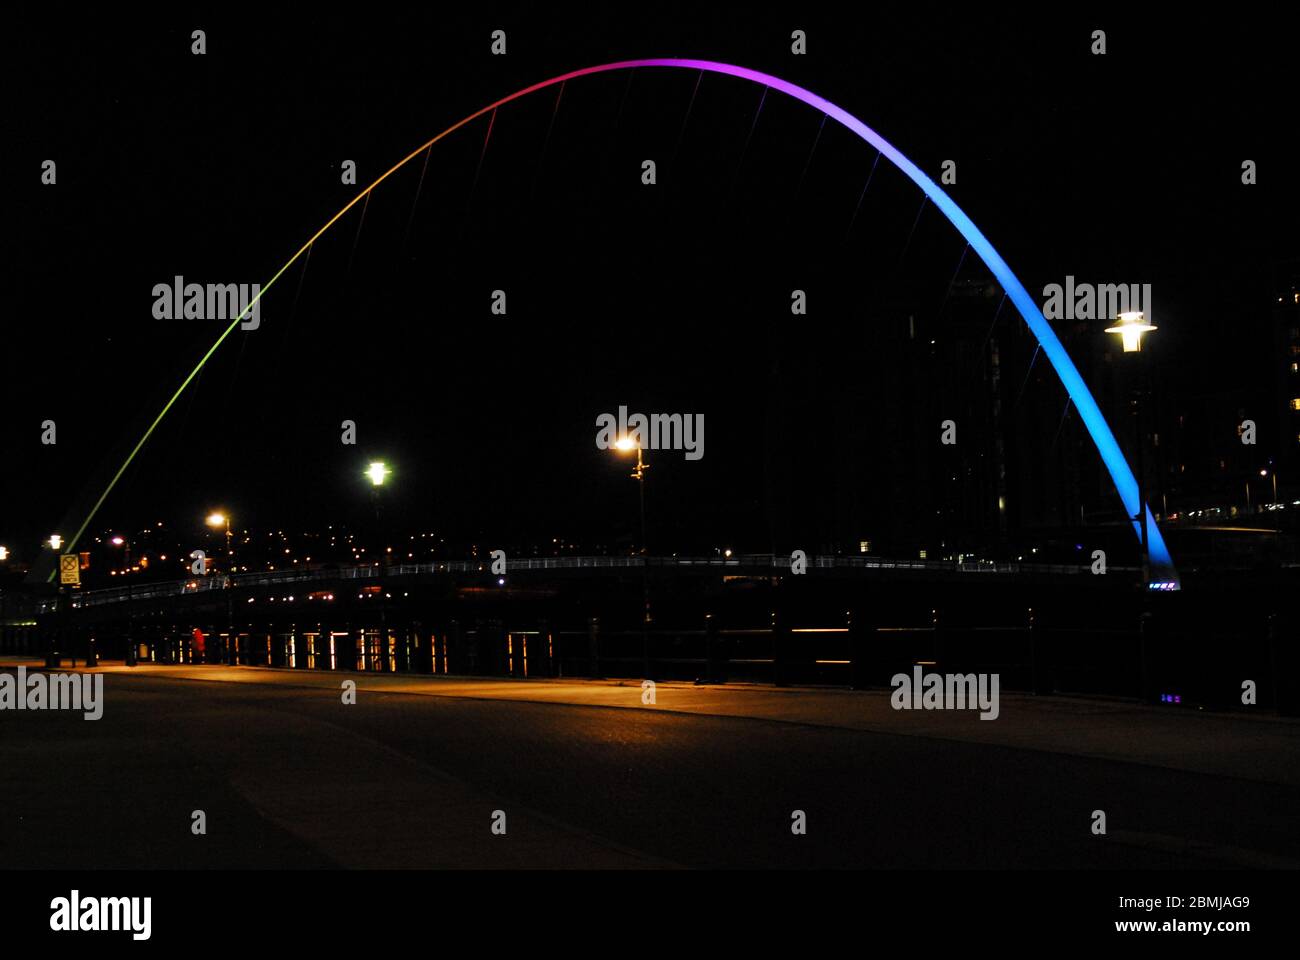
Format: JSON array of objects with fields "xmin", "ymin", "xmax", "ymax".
[{"xmin": 53, "ymin": 59, "xmax": 1176, "ymax": 584}]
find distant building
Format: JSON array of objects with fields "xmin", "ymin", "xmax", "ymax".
[{"xmin": 1273, "ymin": 266, "xmax": 1300, "ymax": 482}]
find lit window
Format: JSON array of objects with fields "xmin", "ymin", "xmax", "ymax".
[{"xmin": 1292, "ymin": 398, "xmax": 1300, "ymax": 411}]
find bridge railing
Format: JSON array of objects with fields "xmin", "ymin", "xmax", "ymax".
[{"xmin": 61, "ymin": 553, "xmax": 1112, "ymax": 608}]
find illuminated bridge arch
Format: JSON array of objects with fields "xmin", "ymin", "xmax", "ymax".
[{"xmin": 56, "ymin": 59, "xmax": 1178, "ymax": 585}]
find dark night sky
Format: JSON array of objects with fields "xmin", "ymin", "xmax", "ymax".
[{"xmin": 3, "ymin": 7, "xmax": 1297, "ymax": 571}]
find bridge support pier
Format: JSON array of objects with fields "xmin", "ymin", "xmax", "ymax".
[
  {"xmin": 587, "ymin": 617, "xmax": 601, "ymax": 679},
  {"xmin": 849, "ymin": 608, "xmax": 877, "ymax": 690},
  {"xmin": 704, "ymin": 612, "xmax": 726, "ymax": 684},
  {"xmin": 771, "ymin": 607, "xmax": 790, "ymax": 687},
  {"xmin": 535, "ymin": 620, "xmax": 554, "ymax": 678},
  {"xmin": 1029, "ymin": 606, "xmax": 1054, "ymax": 695}
]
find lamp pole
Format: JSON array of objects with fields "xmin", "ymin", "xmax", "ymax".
[
  {"xmin": 1105, "ymin": 311, "xmax": 1158, "ymax": 591},
  {"xmin": 206, "ymin": 513, "xmax": 235, "ymax": 663},
  {"xmin": 367, "ymin": 461, "xmax": 390, "ymax": 567},
  {"xmin": 111, "ymin": 535, "xmax": 136, "ymax": 666},
  {"xmin": 1132, "ymin": 391, "xmax": 1150, "ymax": 589},
  {"xmin": 633, "ymin": 445, "xmax": 648, "ymax": 558},
  {"xmin": 224, "ymin": 518, "xmax": 233, "ymax": 663},
  {"xmin": 366, "ymin": 463, "xmax": 392, "ymax": 666},
  {"xmin": 1260, "ymin": 468, "xmax": 1276, "ymax": 507},
  {"xmin": 614, "ymin": 438, "xmax": 651, "ymax": 677}
]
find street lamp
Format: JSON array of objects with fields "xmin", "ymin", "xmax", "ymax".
[
  {"xmin": 205, "ymin": 512, "xmax": 233, "ymax": 570},
  {"xmin": 1258, "ymin": 465, "xmax": 1279, "ymax": 504},
  {"xmin": 1104, "ymin": 311, "xmax": 1157, "ymax": 353},
  {"xmin": 613, "ymin": 436, "xmax": 652, "ymax": 676},
  {"xmin": 613, "ymin": 438, "xmax": 648, "ymax": 556},
  {"xmin": 1106, "ymin": 310, "xmax": 1158, "ymax": 590},
  {"xmin": 363, "ymin": 461, "xmax": 393, "ymax": 649},
  {"xmin": 109, "ymin": 534, "xmax": 136, "ymax": 666},
  {"xmin": 365, "ymin": 461, "xmax": 392, "ymax": 561},
  {"xmin": 206, "ymin": 512, "xmax": 235, "ymax": 663},
  {"xmin": 41, "ymin": 534, "xmax": 68, "ymax": 669}
]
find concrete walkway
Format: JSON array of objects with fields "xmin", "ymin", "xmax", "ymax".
[
  {"xmin": 6, "ymin": 659, "xmax": 1300, "ymax": 868},
  {"xmin": 50, "ymin": 660, "xmax": 1300, "ymax": 790}
]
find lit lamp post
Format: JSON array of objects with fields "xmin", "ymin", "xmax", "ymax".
[
  {"xmin": 110, "ymin": 535, "xmax": 136, "ymax": 666},
  {"xmin": 1105, "ymin": 310, "xmax": 1158, "ymax": 589},
  {"xmin": 206, "ymin": 512, "xmax": 234, "ymax": 663},
  {"xmin": 366, "ymin": 462, "xmax": 392, "ymax": 659},
  {"xmin": 206, "ymin": 512, "xmax": 233, "ymax": 568},
  {"xmin": 46, "ymin": 535, "xmax": 66, "ymax": 669},
  {"xmin": 367, "ymin": 461, "xmax": 390, "ymax": 565},
  {"xmin": 613, "ymin": 437, "xmax": 652, "ymax": 677},
  {"xmin": 1258, "ymin": 465, "xmax": 1279, "ymax": 504},
  {"xmin": 613, "ymin": 438, "xmax": 648, "ymax": 556}
]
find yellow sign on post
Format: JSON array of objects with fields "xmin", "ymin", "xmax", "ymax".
[{"xmin": 59, "ymin": 554, "xmax": 81, "ymax": 586}]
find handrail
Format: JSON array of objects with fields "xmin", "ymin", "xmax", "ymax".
[{"xmin": 62, "ymin": 553, "xmax": 1116, "ymax": 608}]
